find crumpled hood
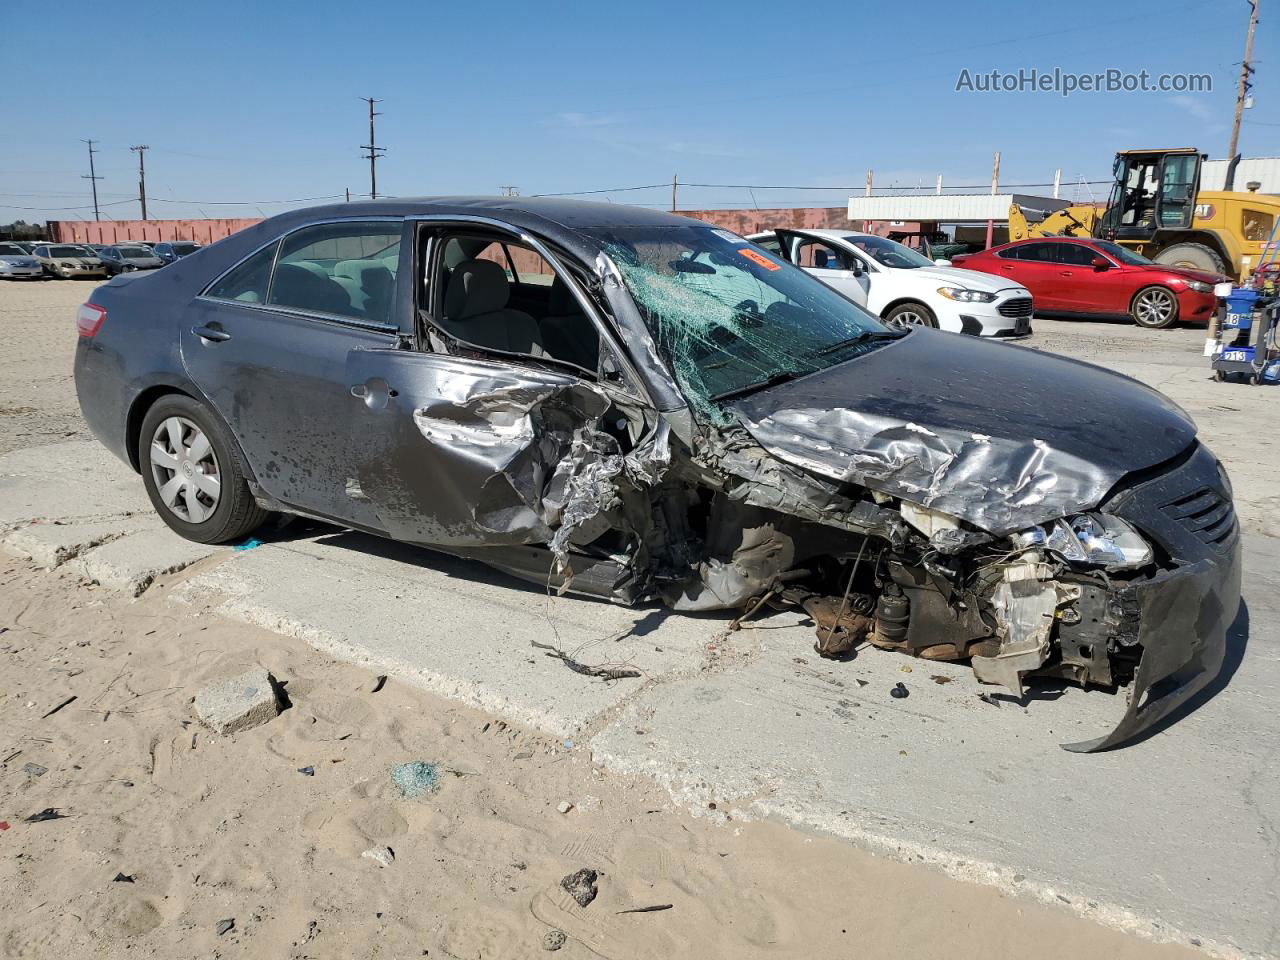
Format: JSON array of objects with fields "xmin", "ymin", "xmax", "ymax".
[
  {"xmin": 729, "ymin": 329, "xmax": 1197, "ymax": 535},
  {"xmin": 900, "ymin": 265, "xmax": 1027, "ymax": 293}
]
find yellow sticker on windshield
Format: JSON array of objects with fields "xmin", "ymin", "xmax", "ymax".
[{"xmin": 738, "ymin": 248, "xmax": 780, "ymax": 271}]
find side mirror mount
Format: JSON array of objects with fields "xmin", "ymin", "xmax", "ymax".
[
  {"xmin": 1091, "ymin": 256, "xmax": 1110, "ymax": 271},
  {"xmin": 850, "ymin": 259, "xmax": 864, "ymax": 277}
]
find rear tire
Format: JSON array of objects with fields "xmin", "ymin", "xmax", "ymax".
[
  {"xmin": 1130, "ymin": 286, "xmax": 1180, "ymax": 329},
  {"xmin": 1153, "ymin": 242, "xmax": 1227, "ymax": 276},
  {"xmin": 138, "ymin": 394, "xmax": 268, "ymax": 544},
  {"xmin": 884, "ymin": 302, "xmax": 938, "ymax": 329}
]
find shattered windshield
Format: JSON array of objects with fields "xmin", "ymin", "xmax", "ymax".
[{"xmin": 589, "ymin": 225, "xmax": 896, "ymax": 422}]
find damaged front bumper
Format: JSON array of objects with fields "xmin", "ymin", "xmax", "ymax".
[{"xmin": 1060, "ymin": 543, "xmax": 1239, "ymax": 752}]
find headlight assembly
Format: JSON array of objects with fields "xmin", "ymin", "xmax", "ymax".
[
  {"xmin": 937, "ymin": 286, "xmax": 996, "ymax": 303},
  {"xmin": 1185, "ymin": 280, "xmax": 1212, "ymax": 293},
  {"xmin": 1020, "ymin": 513, "xmax": 1153, "ymax": 570}
]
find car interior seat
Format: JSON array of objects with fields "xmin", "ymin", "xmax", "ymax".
[
  {"xmin": 270, "ymin": 263, "xmax": 352, "ymax": 316},
  {"xmin": 333, "ymin": 259, "xmax": 394, "ymax": 324},
  {"xmin": 539, "ymin": 276, "xmax": 599, "ymax": 371},
  {"xmin": 440, "ymin": 258, "xmax": 544, "ymax": 355}
]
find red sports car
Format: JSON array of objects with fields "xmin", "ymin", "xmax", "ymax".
[{"xmin": 951, "ymin": 237, "xmax": 1226, "ymax": 329}]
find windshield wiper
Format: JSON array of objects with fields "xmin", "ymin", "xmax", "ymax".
[
  {"xmin": 817, "ymin": 329, "xmax": 904, "ymax": 355},
  {"xmin": 711, "ymin": 369, "xmax": 812, "ymax": 403}
]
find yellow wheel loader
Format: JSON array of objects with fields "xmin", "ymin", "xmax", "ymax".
[{"xmin": 1009, "ymin": 148, "xmax": 1280, "ymax": 282}]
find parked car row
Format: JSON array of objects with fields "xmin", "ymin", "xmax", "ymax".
[{"xmin": 0, "ymin": 239, "xmax": 202, "ymax": 280}]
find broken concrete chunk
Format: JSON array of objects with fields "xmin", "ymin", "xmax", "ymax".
[
  {"xmin": 560, "ymin": 868, "xmax": 598, "ymax": 907},
  {"xmin": 362, "ymin": 846, "xmax": 395, "ymax": 868},
  {"xmin": 194, "ymin": 668, "xmax": 281, "ymax": 735},
  {"xmin": 556, "ymin": 801, "xmax": 574, "ymax": 815}
]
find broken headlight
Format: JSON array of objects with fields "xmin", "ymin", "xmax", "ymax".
[
  {"xmin": 936, "ymin": 286, "xmax": 996, "ymax": 303},
  {"xmin": 1019, "ymin": 514, "xmax": 1153, "ymax": 571}
]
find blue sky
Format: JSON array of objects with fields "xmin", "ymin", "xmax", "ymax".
[{"xmin": 2, "ymin": 0, "xmax": 1275, "ymax": 223}]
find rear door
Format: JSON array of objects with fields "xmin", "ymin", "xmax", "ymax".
[
  {"xmin": 997, "ymin": 242, "xmax": 1067, "ymax": 309},
  {"xmin": 182, "ymin": 218, "xmax": 406, "ymax": 528}
]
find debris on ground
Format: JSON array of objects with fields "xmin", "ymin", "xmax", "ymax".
[
  {"xmin": 890, "ymin": 682, "xmax": 909, "ymax": 699},
  {"xmin": 977, "ymin": 691, "xmax": 1000, "ymax": 707},
  {"xmin": 370, "ymin": 674, "xmax": 387, "ymax": 694},
  {"xmin": 194, "ymin": 668, "xmax": 281, "ymax": 735},
  {"xmin": 25, "ymin": 808, "xmax": 66, "ymax": 822},
  {"xmin": 390, "ymin": 761, "xmax": 439, "ymax": 798},
  {"xmin": 23, "ymin": 762, "xmax": 48, "ymax": 778},
  {"xmin": 557, "ymin": 801, "xmax": 574, "ymax": 815},
  {"xmin": 930, "ymin": 675, "xmax": 954, "ymax": 685},
  {"xmin": 297, "ymin": 766, "xmax": 315, "ymax": 776},
  {"xmin": 362, "ymin": 846, "xmax": 395, "ymax": 868},
  {"xmin": 216, "ymin": 918, "xmax": 235, "ymax": 936},
  {"xmin": 41, "ymin": 695, "xmax": 77, "ymax": 718},
  {"xmin": 617, "ymin": 903, "xmax": 673, "ymax": 914},
  {"xmin": 542, "ymin": 929, "xmax": 567, "ymax": 951},
  {"xmin": 233, "ymin": 537, "xmax": 262, "ymax": 552},
  {"xmin": 531, "ymin": 641, "xmax": 641, "ymax": 681},
  {"xmin": 513, "ymin": 750, "xmax": 534, "ymax": 760},
  {"xmin": 560, "ymin": 868, "xmax": 599, "ymax": 907},
  {"xmin": 0, "ymin": 821, "xmax": 9, "ymax": 831},
  {"xmin": 112, "ymin": 872, "xmax": 135, "ymax": 883}
]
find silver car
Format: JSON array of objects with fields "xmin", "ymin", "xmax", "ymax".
[
  {"xmin": 98, "ymin": 244, "xmax": 165, "ymax": 276},
  {"xmin": 32, "ymin": 244, "xmax": 108, "ymax": 279},
  {"xmin": 0, "ymin": 242, "xmax": 45, "ymax": 280}
]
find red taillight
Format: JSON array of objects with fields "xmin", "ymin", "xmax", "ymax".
[{"xmin": 77, "ymin": 302, "xmax": 106, "ymax": 337}]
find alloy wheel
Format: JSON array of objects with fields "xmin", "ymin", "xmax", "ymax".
[
  {"xmin": 1134, "ymin": 288, "xmax": 1176, "ymax": 327},
  {"xmin": 888, "ymin": 309, "xmax": 929, "ymax": 328},
  {"xmin": 148, "ymin": 416, "xmax": 221, "ymax": 523}
]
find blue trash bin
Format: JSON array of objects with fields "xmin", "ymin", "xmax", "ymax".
[{"xmin": 1224, "ymin": 288, "xmax": 1259, "ymax": 331}]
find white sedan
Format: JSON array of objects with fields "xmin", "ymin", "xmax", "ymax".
[{"xmin": 748, "ymin": 228, "xmax": 1033, "ymax": 337}]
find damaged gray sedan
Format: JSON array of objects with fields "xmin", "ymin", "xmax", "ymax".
[{"xmin": 73, "ymin": 198, "xmax": 1240, "ymax": 751}]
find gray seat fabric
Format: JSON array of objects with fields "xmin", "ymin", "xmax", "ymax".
[
  {"xmin": 334, "ymin": 259, "xmax": 394, "ymax": 323},
  {"xmin": 441, "ymin": 259, "xmax": 544, "ymax": 355},
  {"xmin": 540, "ymin": 276, "xmax": 599, "ymax": 371},
  {"xmin": 270, "ymin": 263, "xmax": 351, "ymax": 316}
]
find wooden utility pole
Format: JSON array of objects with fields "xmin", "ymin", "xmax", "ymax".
[
  {"xmin": 81, "ymin": 139, "xmax": 102, "ymax": 221},
  {"xmin": 985, "ymin": 151, "xmax": 1000, "ymax": 249},
  {"xmin": 865, "ymin": 169, "xmax": 873, "ymax": 196},
  {"xmin": 671, "ymin": 174, "xmax": 677, "ymax": 212},
  {"xmin": 1225, "ymin": 0, "xmax": 1259, "ymax": 190},
  {"xmin": 360, "ymin": 98, "xmax": 386, "ymax": 199},
  {"xmin": 130, "ymin": 145, "xmax": 149, "ymax": 220}
]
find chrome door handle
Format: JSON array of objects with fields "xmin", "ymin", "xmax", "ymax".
[{"xmin": 192, "ymin": 324, "xmax": 231, "ymax": 342}]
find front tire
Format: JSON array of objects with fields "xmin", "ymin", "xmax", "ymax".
[
  {"xmin": 884, "ymin": 302, "xmax": 938, "ymax": 329},
  {"xmin": 1130, "ymin": 286, "xmax": 1179, "ymax": 329},
  {"xmin": 138, "ymin": 395, "xmax": 268, "ymax": 544}
]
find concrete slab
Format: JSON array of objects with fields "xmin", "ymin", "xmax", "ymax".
[
  {"xmin": 175, "ymin": 531, "xmax": 717, "ymax": 738},
  {"xmin": 194, "ymin": 667, "xmax": 281, "ymax": 735},
  {"xmin": 1, "ymin": 516, "xmax": 147, "ymax": 568},
  {"xmin": 0, "ymin": 440, "xmax": 148, "ymax": 527},
  {"xmin": 70, "ymin": 526, "xmax": 222, "ymax": 596}
]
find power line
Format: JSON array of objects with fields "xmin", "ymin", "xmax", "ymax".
[{"xmin": 80, "ymin": 139, "xmax": 102, "ymax": 220}]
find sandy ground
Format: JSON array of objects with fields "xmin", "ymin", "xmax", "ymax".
[
  {"xmin": 0, "ymin": 558, "xmax": 1202, "ymax": 960},
  {"xmin": 0, "ymin": 279, "xmax": 1251, "ymax": 959}
]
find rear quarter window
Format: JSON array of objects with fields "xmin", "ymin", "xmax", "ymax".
[{"xmin": 205, "ymin": 241, "xmax": 279, "ymax": 303}]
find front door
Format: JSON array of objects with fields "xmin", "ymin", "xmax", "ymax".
[
  {"xmin": 999, "ymin": 243, "xmax": 1066, "ymax": 309},
  {"xmin": 774, "ymin": 230, "xmax": 869, "ymax": 307},
  {"xmin": 181, "ymin": 219, "xmax": 405, "ymax": 528}
]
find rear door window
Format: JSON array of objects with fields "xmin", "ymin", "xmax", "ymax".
[
  {"xmin": 205, "ymin": 242, "xmax": 278, "ymax": 303},
  {"xmin": 1057, "ymin": 243, "xmax": 1099, "ymax": 266},
  {"xmin": 269, "ymin": 221, "xmax": 401, "ymax": 324}
]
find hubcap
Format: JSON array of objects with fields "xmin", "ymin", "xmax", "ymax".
[
  {"xmin": 1136, "ymin": 290, "xmax": 1175, "ymax": 325},
  {"xmin": 149, "ymin": 416, "xmax": 220, "ymax": 523}
]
